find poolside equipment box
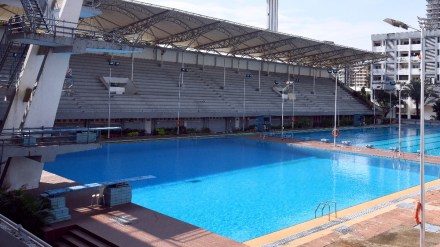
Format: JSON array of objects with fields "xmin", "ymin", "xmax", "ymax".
[
  {"xmin": 341, "ymin": 140, "xmax": 352, "ymax": 146},
  {"xmin": 256, "ymin": 116, "xmax": 271, "ymax": 132},
  {"xmin": 353, "ymin": 114, "xmax": 363, "ymax": 127},
  {"xmin": 321, "ymin": 138, "xmax": 329, "ymax": 143},
  {"xmin": 76, "ymin": 132, "xmax": 97, "ymax": 143},
  {"xmin": 22, "ymin": 136, "xmax": 36, "ymax": 146},
  {"xmin": 44, "ymin": 196, "xmax": 71, "ymax": 224},
  {"xmin": 103, "ymin": 183, "xmax": 132, "ymax": 207}
]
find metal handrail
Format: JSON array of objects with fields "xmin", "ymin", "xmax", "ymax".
[
  {"xmin": 0, "ymin": 127, "xmax": 121, "ymax": 148},
  {"xmin": 0, "ymin": 214, "xmax": 51, "ymax": 247},
  {"xmin": 7, "ymin": 15, "xmax": 142, "ymax": 47},
  {"xmin": 314, "ymin": 201, "xmax": 338, "ymax": 221}
]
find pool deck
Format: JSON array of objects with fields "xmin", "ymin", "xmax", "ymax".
[
  {"xmin": 243, "ymin": 135, "xmax": 440, "ymax": 247},
  {"xmin": 32, "ymin": 134, "xmax": 440, "ymax": 247},
  {"xmin": 32, "ymin": 172, "xmax": 245, "ymax": 247}
]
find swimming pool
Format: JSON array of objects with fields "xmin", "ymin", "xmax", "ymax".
[
  {"xmin": 281, "ymin": 125, "xmax": 440, "ymax": 155},
  {"xmin": 45, "ymin": 137, "xmax": 440, "ymax": 242}
]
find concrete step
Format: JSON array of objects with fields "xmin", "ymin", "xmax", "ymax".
[{"xmin": 70, "ymin": 229, "xmax": 113, "ymax": 247}]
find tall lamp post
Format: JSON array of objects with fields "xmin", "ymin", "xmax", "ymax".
[
  {"xmin": 107, "ymin": 60, "xmax": 120, "ymax": 139},
  {"xmin": 384, "ymin": 17, "xmax": 427, "ymax": 246},
  {"xmin": 178, "ymin": 68, "xmax": 189, "ymax": 136},
  {"xmin": 281, "ymin": 81, "xmax": 293, "ymax": 139},
  {"xmin": 243, "ymin": 73, "xmax": 252, "ymax": 132},
  {"xmin": 328, "ymin": 68, "xmax": 340, "ymax": 146}
]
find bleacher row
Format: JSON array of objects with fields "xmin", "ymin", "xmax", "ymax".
[{"xmin": 54, "ymin": 54, "xmax": 371, "ymax": 120}]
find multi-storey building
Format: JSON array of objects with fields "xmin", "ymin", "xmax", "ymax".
[
  {"xmin": 370, "ymin": 0, "xmax": 440, "ymax": 119},
  {"xmin": 338, "ymin": 66, "xmax": 370, "ymax": 91},
  {"xmin": 371, "ymin": 30, "xmax": 440, "ymax": 119}
]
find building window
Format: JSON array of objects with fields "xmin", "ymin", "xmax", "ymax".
[
  {"xmin": 411, "ymin": 39, "xmax": 421, "ymax": 44},
  {"xmin": 374, "ymin": 64, "xmax": 382, "ymax": 69},
  {"xmin": 400, "ymin": 51, "xmax": 409, "ymax": 57},
  {"xmin": 411, "ymin": 51, "xmax": 420, "ymax": 57},
  {"xmin": 412, "ymin": 63, "xmax": 420, "ymax": 69},
  {"xmin": 373, "ymin": 76, "xmax": 382, "ymax": 81},
  {"xmin": 398, "ymin": 75, "xmax": 409, "ymax": 80},
  {"xmin": 399, "ymin": 63, "xmax": 409, "ymax": 69},
  {"xmin": 373, "ymin": 41, "xmax": 382, "ymax": 47},
  {"xmin": 400, "ymin": 39, "xmax": 409, "ymax": 45}
]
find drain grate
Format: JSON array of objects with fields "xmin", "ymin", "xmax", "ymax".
[
  {"xmin": 396, "ymin": 202, "xmax": 414, "ymax": 209},
  {"xmin": 414, "ymin": 223, "xmax": 440, "ymax": 233},
  {"xmin": 333, "ymin": 226, "xmax": 353, "ymax": 235}
]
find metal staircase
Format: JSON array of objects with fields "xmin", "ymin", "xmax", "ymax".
[
  {"xmin": 20, "ymin": 0, "xmax": 51, "ymax": 32},
  {"xmin": 0, "ymin": 30, "xmax": 29, "ymax": 88}
]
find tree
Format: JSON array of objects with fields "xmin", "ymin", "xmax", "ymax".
[
  {"xmin": 374, "ymin": 90, "xmax": 398, "ymax": 119},
  {"xmin": 433, "ymin": 99, "xmax": 440, "ymax": 120},
  {"xmin": 401, "ymin": 80, "xmax": 439, "ymax": 117}
]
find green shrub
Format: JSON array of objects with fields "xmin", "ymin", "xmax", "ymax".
[
  {"xmin": 0, "ymin": 188, "xmax": 51, "ymax": 237},
  {"xmin": 127, "ymin": 131, "xmax": 140, "ymax": 137}
]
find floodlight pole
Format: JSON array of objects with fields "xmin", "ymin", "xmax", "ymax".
[
  {"xmin": 107, "ymin": 65, "xmax": 112, "ymax": 139},
  {"xmin": 107, "ymin": 60, "xmax": 119, "ymax": 139},
  {"xmin": 420, "ymin": 27, "xmax": 426, "ymax": 247},
  {"xmin": 384, "ymin": 17, "xmax": 426, "ymax": 247},
  {"xmin": 243, "ymin": 74, "xmax": 252, "ymax": 132},
  {"xmin": 292, "ymin": 82, "xmax": 295, "ymax": 129},
  {"xmin": 328, "ymin": 69, "xmax": 339, "ymax": 146}
]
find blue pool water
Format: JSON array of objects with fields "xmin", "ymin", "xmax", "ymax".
[
  {"xmin": 45, "ymin": 137, "xmax": 440, "ymax": 242},
  {"xmin": 282, "ymin": 125, "xmax": 440, "ymax": 155}
]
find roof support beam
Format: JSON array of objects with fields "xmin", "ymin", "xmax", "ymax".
[
  {"xmin": 195, "ymin": 31, "xmax": 263, "ymax": 50},
  {"xmin": 112, "ymin": 10, "xmax": 172, "ymax": 35},
  {"xmin": 231, "ymin": 36, "xmax": 298, "ymax": 55},
  {"xmin": 155, "ymin": 21, "xmax": 223, "ymax": 45}
]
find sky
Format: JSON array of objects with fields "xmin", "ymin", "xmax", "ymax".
[{"xmin": 140, "ymin": 0, "xmax": 426, "ymax": 51}]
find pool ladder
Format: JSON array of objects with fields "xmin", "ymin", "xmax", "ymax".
[{"xmin": 314, "ymin": 201, "xmax": 337, "ymax": 221}]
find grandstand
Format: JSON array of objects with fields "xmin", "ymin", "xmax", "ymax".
[
  {"xmin": 0, "ymin": 0, "xmax": 384, "ymax": 190},
  {"xmin": 45, "ymin": 52, "xmax": 373, "ymax": 133}
]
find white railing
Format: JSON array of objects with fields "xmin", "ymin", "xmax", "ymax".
[{"xmin": 0, "ymin": 214, "xmax": 51, "ymax": 247}]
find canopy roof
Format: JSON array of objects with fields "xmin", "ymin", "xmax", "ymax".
[{"xmin": 0, "ymin": 0, "xmax": 385, "ymax": 67}]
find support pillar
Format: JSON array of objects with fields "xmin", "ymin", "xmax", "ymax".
[{"xmin": 1, "ymin": 0, "xmax": 84, "ymax": 190}]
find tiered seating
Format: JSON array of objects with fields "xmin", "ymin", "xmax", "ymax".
[{"xmin": 54, "ymin": 54, "xmax": 372, "ymax": 119}]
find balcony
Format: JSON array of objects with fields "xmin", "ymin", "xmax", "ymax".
[
  {"xmin": 410, "ymin": 44, "xmax": 421, "ymax": 50},
  {"xmin": 398, "ymin": 57, "xmax": 409, "ymax": 62},
  {"xmin": 397, "ymin": 45, "xmax": 409, "ymax": 51},
  {"xmin": 397, "ymin": 69, "xmax": 409, "ymax": 74},
  {"xmin": 411, "ymin": 68, "xmax": 421, "ymax": 74},
  {"xmin": 372, "ymin": 69, "xmax": 384, "ymax": 74},
  {"xmin": 372, "ymin": 46, "xmax": 385, "ymax": 53}
]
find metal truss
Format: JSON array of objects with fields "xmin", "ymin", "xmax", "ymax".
[
  {"xmin": 231, "ymin": 36, "xmax": 299, "ymax": 55},
  {"xmin": 71, "ymin": 0, "xmax": 384, "ymax": 67},
  {"xmin": 266, "ymin": 43, "xmax": 335, "ymax": 62},
  {"xmin": 195, "ymin": 31, "xmax": 263, "ymax": 50}
]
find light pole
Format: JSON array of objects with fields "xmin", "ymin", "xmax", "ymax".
[
  {"xmin": 178, "ymin": 68, "xmax": 189, "ymax": 135},
  {"xmin": 281, "ymin": 81, "xmax": 293, "ymax": 139},
  {"xmin": 328, "ymin": 68, "xmax": 339, "ymax": 146},
  {"xmin": 243, "ymin": 73, "xmax": 252, "ymax": 132},
  {"xmin": 384, "ymin": 17, "xmax": 427, "ymax": 246},
  {"xmin": 107, "ymin": 60, "xmax": 120, "ymax": 139}
]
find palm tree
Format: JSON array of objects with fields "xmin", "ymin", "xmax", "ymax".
[
  {"xmin": 401, "ymin": 80, "xmax": 439, "ymax": 117},
  {"xmin": 374, "ymin": 90, "xmax": 398, "ymax": 120}
]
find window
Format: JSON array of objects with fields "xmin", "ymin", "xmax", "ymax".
[
  {"xmin": 399, "ymin": 63, "xmax": 408, "ymax": 69},
  {"xmin": 400, "ymin": 39, "xmax": 409, "ymax": 45},
  {"xmin": 373, "ymin": 76, "xmax": 382, "ymax": 81},
  {"xmin": 411, "ymin": 51, "xmax": 420, "ymax": 57},
  {"xmin": 374, "ymin": 64, "xmax": 382, "ymax": 69},
  {"xmin": 373, "ymin": 41, "xmax": 382, "ymax": 47},
  {"xmin": 411, "ymin": 39, "xmax": 421, "ymax": 44},
  {"xmin": 398, "ymin": 75, "xmax": 409, "ymax": 80},
  {"xmin": 399, "ymin": 51, "xmax": 409, "ymax": 57},
  {"xmin": 412, "ymin": 63, "xmax": 420, "ymax": 69}
]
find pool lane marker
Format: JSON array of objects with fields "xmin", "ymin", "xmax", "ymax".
[{"xmin": 263, "ymin": 183, "xmax": 440, "ymax": 247}]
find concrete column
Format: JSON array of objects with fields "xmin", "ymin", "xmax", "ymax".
[{"xmin": 1, "ymin": 0, "xmax": 84, "ymax": 190}]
